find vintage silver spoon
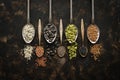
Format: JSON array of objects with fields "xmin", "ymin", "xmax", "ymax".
[
  {"xmin": 35, "ymin": 19, "xmax": 44, "ymax": 57},
  {"xmin": 87, "ymin": 0, "xmax": 100, "ymax": 44},
  {"xmin": 44, "ymin": 0, "xmax": 57, "ymax": 44},
  {"xmin": 65, "ymin": 0, "xmax": 78, "ymax": 43},
  {"xmin": 57, "ymin": 19, "xmax": 66, "ymax": 58},
  {"xmin": 22, "ymin": 0, "xmax": 35, "ymax": 44},
  {"xmin": 79, "ymin": 19, "xmax": 88, "ymax": 57}
]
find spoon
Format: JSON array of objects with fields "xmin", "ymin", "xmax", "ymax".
[
  {"xmin": 44, "ymin": 0, "xmax": 57, "ymax": 44},
  {"xmin": 57, "ymin": 19, "xmax": 66, "ymax": 58},
  {"xmin": 65, "ymin": 0, "xmax": 78, "ymax": 43},
  {"xmin": 22, "ymin": 0, "xmax": 35, "ymax": 43},
  {"xmin": 79, "ymin": 19, "xmax": 88, "ymax": 57},
  {"xmin": 87, "ymin": 0, "xmax": 100, "ymax": 44},
  {"xmin": 35, "ymin": 19, "xmax": 44, "ymax": 57}
]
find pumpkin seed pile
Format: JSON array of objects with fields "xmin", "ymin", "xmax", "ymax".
[{"xmin": 67, "ymin": 42, "xmax": 78, "ymax": 59}]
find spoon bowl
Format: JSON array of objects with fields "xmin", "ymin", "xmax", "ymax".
[
  {"xmin": 65, "ymin": 24, "xmax": 78, "ymax": 43},
  {"xmin": 87, "ymin": 24, "xmax": 100, "ymax": 44},
  {"xmin": 35, "ymin": 46, "xmax": 44, "ymax": 57},
  {"xmin": 22, "ymin": 24, "xmax": 35, "ymax": 43},
  {"xmin": 79, "ymin": 46, "xmax": 88, "ymax": 57},
  {"xmin": 44, "ymin": 23, "xmax": 57, "ymax": 43},
  {"xmin": 57, "ymin": 46, "xmax": 66, "ymax": 57}
]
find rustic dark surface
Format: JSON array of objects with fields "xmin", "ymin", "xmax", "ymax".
[{"xmin": 0, "ymin": 0, "xmax": 120, "ymax": 80}]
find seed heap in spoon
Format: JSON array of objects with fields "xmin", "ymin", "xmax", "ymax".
[
  {"xmin": 57, "ymin": 19, "xmax": 66, "ymax": 58},
  {"xmin": 87, "ymin": 0, "xmax": 100, "ymax": 44},
  {"xmin": 35, "ymin": 19, "xmax": 44, "ymax": 57},
  {"xmin": 65, "ymin": 0, "xmax": 78, "ymax": 43},
  {"xmin": 44, "ymin": 0, "xmax": 57, "ymax": 44}
]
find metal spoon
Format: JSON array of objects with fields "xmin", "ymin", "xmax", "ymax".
[
  {"xmin": 87, "ymin": 0, "xmax": 100, "ymax": 44},
  {"xmin": 44, "ymin": 0, "xmax": 57, "ymax": 44},
  {"xmin": 79, "ymin": 19, "xmax": 88, "ymax": 57},
  {"xmin": 57, "ymin": 19, "xmax": 66, "ymax": 58},
  {"xmin": 22, "ymin": 0, "xmax": 35, "ymax": 44},
  {"xmin": 65, "ymin": 0, "xmax": 78, "ymax": 43},
  {"xmin": 35, "ymin": 19, "xmax": 44, "ymax": 57}
]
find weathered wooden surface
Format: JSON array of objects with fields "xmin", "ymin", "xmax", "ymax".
[{"xmin": 0, "ymin": 0, "xmax": 120, "ymax": 80}]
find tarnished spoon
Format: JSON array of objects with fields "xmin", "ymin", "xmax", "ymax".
[
  {"xmin": 87, "ymin": 0, "xmax": 100, "ymax": 44},
  {"xmin": 79, "ymin": 19, "xmax": 88, "ymax": 57},
  {"xmin": 22, "ymin": 0, "xmax": 35, "ymax": 43},
  {"xmin": 65, "ymin": 0, "xmax": 78, "ymax": 43},
  {"xmin": 35, "ymin": 19, "xmax": 44, "ymax": 57},
  {"xmin": 44, "ymin": 0, "xmax": 57, "ymax": 44},
  {"xmin": 57, "ymin": 19, "xmax": 66, "ymax": 58}
]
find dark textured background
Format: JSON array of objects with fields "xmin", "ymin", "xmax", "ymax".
[{"xmin": 0, "ymin": 0, "xmax": 120, "ymax": 80}]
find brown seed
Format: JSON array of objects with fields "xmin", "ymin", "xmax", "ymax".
[
  {"xmin": 35, "ymin": 46, "xmax": 44, "ymax": 57},
  {"xmin": 87, "ymin": 24, "xmax": 99, "ymax": 42},
  {"xmin": 35, "ymin": 57, "xmax": 47, "ymax": 67},
  {"xmin": 90, "ymin": 44, "xmax": 103, "ymax": 60}
]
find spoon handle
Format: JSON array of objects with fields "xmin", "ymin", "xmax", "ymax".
[
  {"xmin": 70, "ymin": 0, "xmax": 73, "ymax": 23},
  {"xmin": 38, "ymin": 19, "xmax": 42, "ymax": 45},
  {"xmin": 60, "ymin": 19, "xmax": 63, "ymax": 44},
  {"xmin": 81, "ymin": 19, "xmax": 84, "ymax": 44},
  {"xmin": 27, "ymin": 0, "xmax": 30, "ymax": 24},
  {"xmin": 49, "ymin": 0, "xmax": 52, "ymax": 23},
  {"xmin": 92, "ymin": 0, "xmax": 95, "ymax": 24}
]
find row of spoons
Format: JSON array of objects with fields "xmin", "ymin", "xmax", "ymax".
[
  {"xmin": 22, "ymin": 0, "xmax": 100, "ymax": 59},
  {"xmin": 22, "ymin": 0, "xmax": 100, "ymax": 44}
]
